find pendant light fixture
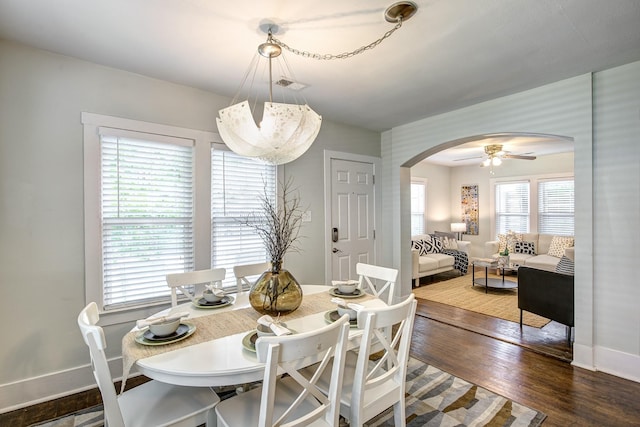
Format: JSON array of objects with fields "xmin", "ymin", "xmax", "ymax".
[{"xmin": 216, "ymin": 2, "xmax": 418, "ymax": 165}]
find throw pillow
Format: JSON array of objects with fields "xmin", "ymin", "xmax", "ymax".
[
  {"xmin": 412, "ymin": 235, "xmax": 443, "ymax": 255},
  {"xmin": 411, "ymin": 239, "xmax": 428, "ymax": 256},
  {"xmin": 555, "ymin": 255, "xmax": 575, "ymax": 275},
  {"xmin": 426, "ymin": 235, "xmax": 444, "ymax": 253},
  {"xmin": 498, "ymin": 231, "xmax": 523, "ymax": 253},
  {"xmin": 441, "ymin": 236, "xmax": 459, "ymax": 250},
  {"xmin": 434, "ymin": 231, "xmax": 457, "ymax": 240},
  {"xmin": 514, "ymin": 241, "xmax": 535, "ymax": 255},
  {"xmin": 548, "ymin": 235, "xmax": 574, "ymax": 258}
]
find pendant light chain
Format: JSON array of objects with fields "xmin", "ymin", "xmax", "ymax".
[{"xmin": 271, "ymin": 18, "xmax": 403, "ymax": 60}]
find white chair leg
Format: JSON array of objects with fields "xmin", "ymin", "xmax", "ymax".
[
  {"xmin": 206, "ymin": 407, "xmax": 217, "ymax": 427},
  {"xmin": 393, "ymin": 400, "xmax": 406, "ymax": 427}
]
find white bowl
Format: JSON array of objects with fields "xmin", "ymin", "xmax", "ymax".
[
  {"xmin": 337, "ymin": 281, "xmax": 358, "ymax": 294},
  {"xmin": 203, "ymin": 290, "xmax": 223, "ymax": 302},
  {"xmin": 149, "ymin": 318, "xmax": 180, "ymax": 337},
  {"xmin": 256, "ymin": 322, "xmax": 287, "ymax": 337},
  {"xmin": 337, "ymin": 306, "xmax": 357, "ymax": 320}
]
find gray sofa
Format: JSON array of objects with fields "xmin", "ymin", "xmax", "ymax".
[{"xmin": 485, "ymin": 233, "xmax": 574, "ymax": 272}]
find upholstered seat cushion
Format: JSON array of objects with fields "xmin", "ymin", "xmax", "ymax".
[
  {"xmin": 429, "ymin": 253, "xmax": 456, "ymax": 269},
  {"xmin": 525, "ymin": 254, "xmax": 563, "ymax": 272}
]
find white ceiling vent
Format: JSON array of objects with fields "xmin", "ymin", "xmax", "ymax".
[{"xmin": 275, "ymin": 78, "xmax": 307, "ymax": 91}]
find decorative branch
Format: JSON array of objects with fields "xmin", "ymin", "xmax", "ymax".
[{"xmin": 240, "ymin": 177, "xmax": 305, "ymax": 271}]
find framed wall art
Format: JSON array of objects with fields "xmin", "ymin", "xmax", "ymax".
[{"xmin": 461, "ymin": 184, "xmax": 479, "ymax": 235}]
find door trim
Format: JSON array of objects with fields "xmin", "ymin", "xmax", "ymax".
[{"xmin": 323, "ymin": 150, "xmax": 382, "ymax": 284}]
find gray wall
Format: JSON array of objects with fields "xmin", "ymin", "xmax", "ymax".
[
  {"xmin": 0, "ymin": 39, "xmax": 379, "ymax": 411},
  {"xmin": 383, "ymin": 62, "xmax": 640, "ymax": 383}
]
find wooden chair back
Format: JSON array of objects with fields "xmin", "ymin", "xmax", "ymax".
[
  {"xmin": 350, "ymin": 294, "xmax": 417, "ymax": 426},
  {"xmin": 254, "ymin": 315, "xmax": 351, "ymax": 427},
  {"xmin": 233, "ymin": 262, "xmax": 270, "ymax": 293},
  {"xmin": 166, "ymin": 268, "xmax": 226, "ymax": 307},
  {"xmin": 356, "ymin": 262, "xmax": 398, "ymax": 305},
  {"xmin": 77, "ymin": 302, "xmax": 127, "ymax": 427}
]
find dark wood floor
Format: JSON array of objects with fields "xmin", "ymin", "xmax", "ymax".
[
  {"xmin": 3, "ymin": 296, "xmax": 640, "ymax": 426},
  {"xmin": 411, "ymin": 298, "xmax": 640, "ymax": 426}
]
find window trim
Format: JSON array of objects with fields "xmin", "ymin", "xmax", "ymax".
[
  {"xmin": 410, "ymin": 178, "xmax": 427, "ymax": 235},
  {"xmin": 82, "ymin": 113, "xmax": 220, "ymax": 325},
  {"xmin": 490, "ymin": 172, "xmax": 574, "ymax": 239}
]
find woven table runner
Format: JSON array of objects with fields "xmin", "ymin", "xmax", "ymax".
[{"xmin": 121, "ymin": 290, "xmax": 373, "ymax": 392}]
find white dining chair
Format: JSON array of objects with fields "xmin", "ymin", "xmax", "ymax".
[
  {"xmin": 233, "ymin": 262, "xmax": 270, "ymax": 293},
  {"xmin": 166, "ymin": 268, "xmax": 226, "ymax": 307},
  {"xmin": 77, "ymin": 302, "xmax": 219, "ymax": 427},
  {"xmin": 356, "ymin": 262, "xmax": 398, "ymax": 305},
  {"xmin": 309, "ymin": 294, "xmax": 417, "ymax": 427},
  {"xmin": 215, "ymin": 314, "xmax": 351, "ymax": 427}
]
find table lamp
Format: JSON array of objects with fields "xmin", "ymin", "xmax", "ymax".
[{"xmin": 451, "ymin": 222, "xmax": 466, "ymax": 240}]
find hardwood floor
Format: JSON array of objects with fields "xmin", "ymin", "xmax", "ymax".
[
  {"xmin": 2, "ymin": 298, "xmax": 640, "ymax": 426},
  {"xmin": 411, "ymin": 298, "xmax": 640, "ymax": 426}
]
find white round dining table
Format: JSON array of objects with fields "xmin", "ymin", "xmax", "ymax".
[{"xmin": 133, "ymin": 285, "xmax": 386, "ymax": 387}]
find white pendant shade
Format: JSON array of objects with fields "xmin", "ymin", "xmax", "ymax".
[{"xmin": 217, "ymin": 100, "xmax": 322, "ymax": 165}]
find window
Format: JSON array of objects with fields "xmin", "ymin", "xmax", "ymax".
[
  {"xmin": 100, "ymin": 131, "xmax": 195, "ymax": 310},
  {"xmin": 538, "ymin": 178, "xmax": 574, "ymax": 235},
  {"xmin": 494, "ymin": 181, "xmax": 530, "ymax": 235},
  {"xmin": 211, "ymin": 149, "xmax": 276, "ymax": 290},
  {"xmin": 492, "ymin": 174, "xmax": 574, "ymax": 238},
  {"xmin": 83, "ymin": 113, "xmax": 277, "ymax": 321},
  {"xmin": 410, "ymin": 180, "xmax": 427, "ymax": 235}
]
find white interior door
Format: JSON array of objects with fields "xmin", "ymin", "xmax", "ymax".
[{"xmin": 330, "ymin": 158, "xmax": 375, "ymax": 281}]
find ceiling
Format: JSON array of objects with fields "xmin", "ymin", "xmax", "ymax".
[{"xmin": 1, "ymin": 1, "xmax": 639, "ymax": 139}]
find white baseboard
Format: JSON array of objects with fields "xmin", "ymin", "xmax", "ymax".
[
  {"xmin": 594, "ymin": 346, "xmax": 640, "ymax": 383},
  {"xmin": 572, "ymin": 342, "xmax": 594, "ymax": 370},
  {"xmin": 0, "ymin": 357, "xmax": 130, "ymax": 414}
]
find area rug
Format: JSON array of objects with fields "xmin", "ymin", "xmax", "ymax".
[
  {"xmin": 31, "ymin": 358, "xmax": 545, "ymax": 427},
  {"xmin": 412, "ymin": 272, "xmax": 550, "ymax": 328},
  {"xmin": 366, "ymin": 357, "xmax": 545, "ymax": 426}
]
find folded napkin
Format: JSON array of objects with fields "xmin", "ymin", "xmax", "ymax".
[
  {"xmin": 257, "ymin": 315, "xmax": 292, "ymax": 336},
  {"xmin": 330, "ymin": 297, "xmax": 364, "ymax": 311},
  {"xmin": 136, "ymin": 311, "xmax": 189, "ymax": 329}
]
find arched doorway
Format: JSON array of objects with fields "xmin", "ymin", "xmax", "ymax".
[{"xmin": 399, "ymin": 132, "xmax": 578, "ymax": 361}]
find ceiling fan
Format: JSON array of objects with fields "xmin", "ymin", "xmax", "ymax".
[{"xmin": 480, "ymin": 144, "xmax": 536, "ymax": 167}]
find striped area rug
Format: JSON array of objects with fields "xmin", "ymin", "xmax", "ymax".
[
  {"xmin": 32, "ymin": 358, "xmax": 544, "ymax": 427},
  {"xmin": 366, "ymin": 357, "xmax": 545, "ymax": 426}
]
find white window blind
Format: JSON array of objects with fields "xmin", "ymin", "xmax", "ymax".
[
  {"xmin": 211, "ymin": 149, "xmax": 276, "ymax": 290},
  {"xmin": 410, "ymin": 181, "xmax": 426, "ymax": 235},
  {"xmin": 538, "ymin": 178, "xmax": 574, "ymax": 235},
  {"xmin": 495, "ymin": 181, "xmax": 530, "ymax": 236},
  {"xmin": 100, "ymin": 132, "xmax": 195, "ymax": 310}
]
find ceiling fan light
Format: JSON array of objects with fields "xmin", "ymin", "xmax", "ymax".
[
  {"xmin": 482, "ymin": 158, "xmax": 491, "ymax": 167},
  {"xmin": 492, "ymin": 157, "xmax": 502, "ymax": 166}
]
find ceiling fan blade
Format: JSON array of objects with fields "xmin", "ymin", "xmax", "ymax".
[
  {"xmin": 454, "ymin": 155, "xmax": 484, "ymax": 162},
  {"xmin": 502, "ymin": 154, "xmax": 536, "ymax": 160}
]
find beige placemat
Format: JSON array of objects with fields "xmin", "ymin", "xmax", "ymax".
[{"xmin": 121, "ymin": 290, "xmax": 373, "ymax": 392}]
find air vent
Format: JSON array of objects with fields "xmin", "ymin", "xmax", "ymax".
[{"xmin": 275, "ymin": 78, "xmax": 306, "ymax": 91}]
